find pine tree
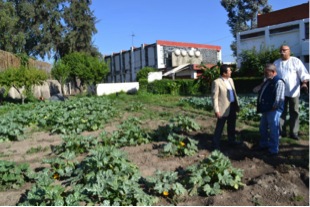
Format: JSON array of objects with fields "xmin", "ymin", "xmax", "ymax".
[{"xmin": 221, "ymin": 0, "xmax": 272, "ymax": 56}]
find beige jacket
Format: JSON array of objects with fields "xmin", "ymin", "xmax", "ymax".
[{"xmin": 211, "ymin": 77, "xmax": 239, "ymax": 117}]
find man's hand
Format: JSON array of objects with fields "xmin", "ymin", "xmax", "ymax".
[
  {"xmin": 215, "ymin": 112, "xmax": 221, "ymax": 119},
  {"xmin": 301, "ymin": 82, "xmax": 309, "ymax": 94}
]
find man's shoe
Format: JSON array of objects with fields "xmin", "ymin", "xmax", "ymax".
[
  {"xmin": 290, "ymin": 134, "xmax": 299, "ymax": 140},
  {"xmin": 228, "ymin": 140, "xmax": 243, "ymax": 146},
  {"xmin": 253, "ymin": 146, "xmax": 268, "ymax": 151},
  {"xmin": 281, "ymin": 132, "xmax": 287, "ymax": 137},
  {"xmin": 266, "ymin": 151, "xmax": 278, "ymax": 157}
]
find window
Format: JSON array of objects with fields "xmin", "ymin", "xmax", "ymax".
[
  {"xmin": 270, "ymin": 25, "xmax": 299, "ymax": 34},
  {"xmin": 240, "ymin": 31, "xmax": 265, "ymax": 39},
  {"xmin": 304, "ymin": 55, "xmax": 309, "ymax": 63},
  {"xmin": 305, "ymin": 22, "xmax": 309, "ymax": 40}
]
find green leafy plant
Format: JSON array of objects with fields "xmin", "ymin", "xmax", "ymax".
[
  {"xmin": 102, "ymin": 117, "xmax": 151, "ymax": 147},
  {"xmin": 144, "ymin": 170, "xmax": 187, "ymax": 203},
  {"xmin": 42, "ymin": 151, "xmax": 77, "ymax": 179},
  {"xmin": 69, "ymin": 146, "xmax": 158, "ymax": 205},
  {"xmin": 170, "ymin": 115, "xmax": 201, "ymax": 133},
  {"xmin": 0, "ymin": 160, "xmax": 32, "ymax": 190},
  {"xmin": 19, "ymin": 169, "xmax": 84, "ymax": 206},
  {"xmin": 51, "ymin": 134, "xmax": 99, "ymax": 155},
  {"xmin": 161, "ymin": 133, "xmax": 198, "ymax": 157},
  {"xmin": 185, "ymin": 150, "xmax": 244, "ymax": 196}
]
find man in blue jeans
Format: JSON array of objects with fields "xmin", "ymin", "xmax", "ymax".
[{"xmin": 257, "ymin": 63, "xmax": 285, "ymax": 156}]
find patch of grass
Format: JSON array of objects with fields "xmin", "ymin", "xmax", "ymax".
[
  {"xmin": 291, "ymin": 195, "xmax": 304, "ymax": 202},
  {"xmin": 26, "ymin": 146, "xmax": 49, "ymax": 155}
]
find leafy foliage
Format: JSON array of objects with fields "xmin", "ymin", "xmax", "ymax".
[
  {"xmin": 185, "ymin": 150, "xmax": 244, "ymax": 196},
  {"xmin": 221, "ymin": 0, "xmax": 272, "ymax": 55},
  {"xmin": 237, "ymin": 46, "xmax": 280, "ymax": 77},
  {"xmin": 0, "ymin": 67, "xmax": 48, "ymax": 104},
  {"xmin": 136, "ymin": 66, "xmax": 157, "ymax": 81},
  {"xmin": 194, "ymin": 63, "xmax": 220, "ymax": 94},
  {"xmin": 161, "ymin": 133, "xmax": 198, "ymax": 157},
  {"xmin": 144, "ymin": 170, "xmax": 187, "ymax": 200},
  {"xmin": 101, "ymin": 117, "xmax": 151, "ymax": 147},
  {"xmin": 0, "ymin": 160, "xmax": 32, "ymax": 191},
  {"xmin": 0, "ymin": 0, "xmax": 98, "ymax": 60}
]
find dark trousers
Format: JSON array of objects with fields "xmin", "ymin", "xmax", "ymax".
[
  {"xmin": 280, "ymin": 96, "xmax": 299, "ymax": 136},
  {"xmin": 213, "ymin": 102, "xmax": 237, "ymax": 150}
]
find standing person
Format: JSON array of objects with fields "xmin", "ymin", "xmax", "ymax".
[
  {"xmin": 211, "ymin": 64, "xmax": 240, "ymax": 151},
  {"xmin": 273, "ymin": 45, "xmax": 310, "ymax": 140},
  {"xmin": 257, "ymin": 64, "xmax": 285, "ymax": 156}
]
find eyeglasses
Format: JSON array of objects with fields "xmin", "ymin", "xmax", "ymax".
[{"xmin": 280, "ymin": 49, "xmax": 289, "ymax": 52}]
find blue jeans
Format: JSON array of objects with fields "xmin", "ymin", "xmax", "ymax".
[{"xmin": 259, "ymin": 110, "xmax": 282, "ymax": 154}]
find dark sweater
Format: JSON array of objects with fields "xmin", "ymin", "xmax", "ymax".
[{"xmin": 257, "ymin": 75, "xmax": 284, "ymax": 113}]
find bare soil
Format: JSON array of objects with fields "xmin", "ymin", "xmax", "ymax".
[{"xmin": 0, "ymin": 107, "xmax": 309, "ymax": 206}]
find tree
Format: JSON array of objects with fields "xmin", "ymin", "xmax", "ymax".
[
  {"xmin": 0, "ymin": 0, "xmax": 99, "ymax": 60},
  {"xmin": 51, "ymin": 60, "xmax": 71, "ymax": 95},
  {"xmin": 194, "ymin": 62, "xmax": 221, "ymax": 94},
  {"xmin": 0, "ymin": 67, "xmax": 48, "ymax": 104},
  {"xmin": 60, "ymin": 0, "xmax": 99, "ymax": 58},
  {"xmin": 60, "ymin": 52, "xmax": 109, "ymax": 94},
  {"xmin": 221, "ymin": 0, "xmax": 272, "ymax": 56},
  {"xmin": 0, "ymin": 1, "xmax": 25, "ymax": 53}
]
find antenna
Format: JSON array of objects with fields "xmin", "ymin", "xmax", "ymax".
[{"xmin": 131, "ymin": 32, "xmax": 135, "ymax": 47}]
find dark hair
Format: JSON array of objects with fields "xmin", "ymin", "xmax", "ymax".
[{"xmin": 220, "ymin": 64, "xmax": 230, "ymax": 75}]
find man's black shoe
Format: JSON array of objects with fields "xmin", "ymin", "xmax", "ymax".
[
  {"xmin": 252, "ymin": 146, "xmax": 268, "ymax": 151},
  {"xmin": 290, "ymin": 134, "xmax": 299, "ymax": 140},
  {"xmin": 266, "ymin": 151, "xmax": 278, "ymax": 157},
  {"xmin": 228, "ymin": 140, "xmax": 243, "ymax": 146}
]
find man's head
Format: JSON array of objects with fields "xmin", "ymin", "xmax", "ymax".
[
  {"xmin": 279, "ymin": 45, "xmax": 291, "ymax": 60},
  {"xmin": 264, "ymin": 63, "xmax": 277, "ymax": 79},
  {"xmin": 220, "ymin": 64, "xmax": 232, "ymax": 78}
]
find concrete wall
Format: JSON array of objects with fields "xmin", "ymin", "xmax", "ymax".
[
  {"xmin": 237, "ymin": 18, "xmax": 309, "ymax": 70},
  {"xmin": 96, "ymin": 82, "xmax": 139, "ymax": 96},
  {"xmin": 148, "ymin": 72, "xmax": 162, "ymax": 83}
]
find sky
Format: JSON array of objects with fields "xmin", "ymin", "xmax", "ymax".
[{"xmin": 90, "ymin": 0, "xmax": 308, "ymax": 63}]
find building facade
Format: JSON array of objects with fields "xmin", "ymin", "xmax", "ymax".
[
  {"xmin": 104, "ymin": 40, "xmax": 221, "ymax": 83},
  {"xmin": 237, "ymin": 2, "xmax": 309, "ymax": 70}
]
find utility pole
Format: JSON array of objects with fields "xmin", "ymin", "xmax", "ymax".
[{"xmin": 131, "ymin": 32, "xmax": 135, "ymax": 47}]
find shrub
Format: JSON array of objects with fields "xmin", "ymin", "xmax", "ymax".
[
  {"xmin": 136, "ymin": 67, "xmax": 157, "ymax": 81},
  {"xmin": 237, "ymin": 46, "xmax": 280, "ymax": 77}
]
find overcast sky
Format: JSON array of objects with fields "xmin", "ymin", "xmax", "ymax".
[{"xmin": 90, "ymin": 0, "xmax": 308, "ymax": 62}]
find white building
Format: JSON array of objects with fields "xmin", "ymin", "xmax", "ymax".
[
  {"xmin": 104, "ymin": 40, "xmax": 221, "ymax": 83},
  {"xmin": 237, "ymin": 2, "xmax": 309, "ymax": 70}
]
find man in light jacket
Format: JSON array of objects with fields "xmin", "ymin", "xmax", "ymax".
[{"xmin": 211, "ymin": 64, "xmax": 240, "ymax": 151}]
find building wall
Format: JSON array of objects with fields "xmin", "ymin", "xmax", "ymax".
[
  {"xmin": 104, "ymin": 40, "xmax": 221, "ymax": 83},
  {"xmin": 257, "ymin": 3, "xmax": 309, "ymax": 28},
  {"xmin": 237, "ymin": 18, "xmax": 309, "ymax": 70}
]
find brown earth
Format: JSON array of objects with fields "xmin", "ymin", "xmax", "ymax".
[{"xmin": 0, "ymin": 107, "xmax": 309, "ymax": 206}]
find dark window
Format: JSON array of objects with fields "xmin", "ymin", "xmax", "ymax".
[
  {"xmin": 240, "ymin": 31, "xmax": 265, "ymax": 39},
  {"xmin": 270, "ymin": 25, "xmax": 299, "ymax": 34},
  {"xmin": 305, "ymin": 22, "xmax": 309, "ymax": 40},
  {"xmin": 304, "ymin": 55, "xmax": 309, "ymax": 63}
]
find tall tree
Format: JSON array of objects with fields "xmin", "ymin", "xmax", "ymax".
[
  {"xmin": 221, "ymin": 0, "xmax": 272, "ymax": 56},
  {"xmin": 0, "ymin": 1, "xmax": 25, "ymax": 53},
  {"xmin": 0, "ymin": 0, "xmax": 99, "ymax": 60},
  {"xmin": 60, "ymin": 0, "xmax": 99, "ymax": 58}
]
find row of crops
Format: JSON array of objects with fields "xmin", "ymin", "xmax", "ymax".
[{"xmin": 0, "ymin": 94, "xmax": 308, "ymax": 205}]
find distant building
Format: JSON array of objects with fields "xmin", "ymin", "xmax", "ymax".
[
  {"xmin": 104, "ymin": 40, "xmax": 221, "ymax": 82},
  {"xmin": 237, "ymin": 2, "xmax": 309, "ymax": 70}
]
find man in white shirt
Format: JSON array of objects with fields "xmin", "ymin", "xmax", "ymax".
[{"xmin": 273, "ymin": 45, "xmax": 310, "ymax": 140}]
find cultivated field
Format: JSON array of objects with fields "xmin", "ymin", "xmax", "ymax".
[{"xmin": 0, "ymin": 93, "xmax": 309, "ymax": 206}]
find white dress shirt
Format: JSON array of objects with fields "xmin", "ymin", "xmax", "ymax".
[
  {"xmin": 274, "ymin": 57, "xmax": 310, "ymax": 97},
  {"xmin": 222, "ymin": 78, "xmax": 235, "ymax": 102}
]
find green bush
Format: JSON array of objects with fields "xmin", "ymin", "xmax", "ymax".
[
  {"xmin": 136, "ymin": 67, "xmax": 157, "ymax": 81},
  {"xmin": 237, "ymin": 46, "xmax": 280, "ymax": 77}
]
